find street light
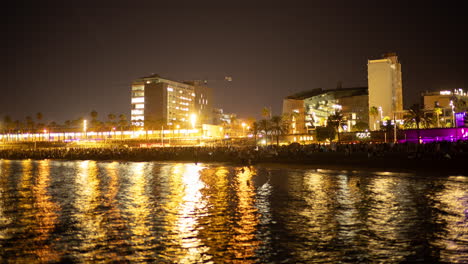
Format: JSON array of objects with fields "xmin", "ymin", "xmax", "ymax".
[
  {"xmin": 83, "ymin": 120, "xmax": 87, "ymax": 139},
  {"xmin": 450, "ymin": 100, "xmax": 455, "ymax": 127},
  {"xmin": 190, "ymin": 114, "xmax": 197, "ymax": 129}
]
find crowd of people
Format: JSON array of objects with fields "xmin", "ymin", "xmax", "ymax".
[{"xmin": 1, "ymin": 140, "xmax": 467, "ymax": 167}]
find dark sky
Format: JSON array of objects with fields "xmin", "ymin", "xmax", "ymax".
[{"xmin": 2, "ymin": 1, "xmax": 467, "ymax": 123}]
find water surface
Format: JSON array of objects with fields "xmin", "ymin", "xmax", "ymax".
[{"xmin": 0, "ymin": 160, "xmax": 467, "ymax": 263}]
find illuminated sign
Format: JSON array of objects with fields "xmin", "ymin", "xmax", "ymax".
[{"xmin": 356, "ymin": 132, "xmax": 371, "ymax": 139}]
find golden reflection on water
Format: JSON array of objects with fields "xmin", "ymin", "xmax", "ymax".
[
  {"xmin": 176, "ymin": 164, "xmax": 209, "ymax": 263},
  {"xmin": 1, "ymin": 160, "xmax": 466, "ymax": 263},
  {"xmin": 73, "ymin": 160, "xmax": 107, "ymax": 259},
  {"xmin": 335, "ymin": 175, "xmax": 360, "ymax": 244},
  {"xmin": 159, "ymin": 163, "xmax": 209, "ymax": 263},
  {"xmin": 14, "ymin": 159, "xmax": 36, "ymax": 263},
  {"xmin": 102, "ymin": 161, "xmax": 127, "ymax": 261},
  {"xmin": 31, "ymin": 160, "xmax": 60, "ymax": 262},
  {"xmin": 298, "ymin": 171, "xmax": 338, "ymax": 261},
  {"xmin": 2, "ymin": 160, "xmax": 60, "ymax": 263},
  {"xmin": 0, "ymin": 160, "xmax": 12, "ymax": 239},
  {"xmin": 125, "ymin": 162, "xmax": 154, "ymax": 261},
  {"xmin": 230, "ymin": 167, "xmax": 260, "ymax": 263},
  {"xmin": 433, "ymin": 176, "xmax": 468, "ymax": 264},
  {"xmin": 198, "ymin": 166, "xmax": 231, "ymax": 262},
  {"xmin": 366, "ymin": 176, "xmax": 415, "ymax": 262}
]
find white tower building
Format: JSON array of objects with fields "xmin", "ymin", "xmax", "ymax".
[{"xmin": 367, "ymin": 53, "xmax": 403, "ymax": 130}]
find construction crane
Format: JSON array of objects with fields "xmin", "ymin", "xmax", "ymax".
[{"xmin": 194, "ymin": 76, "xmax": 232, "ymax": 85}]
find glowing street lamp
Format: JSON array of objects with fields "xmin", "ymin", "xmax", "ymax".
[
  {"xmin": 190, "ymin": 114, "xmax": 197, "ymax": 129},
  {"xmin": 450, "ymin": 100, "xmax": 455, "ymax": 127},
  {"xmin": 83, "ymin": 120, "xmax": 87, "ymax": 139}
]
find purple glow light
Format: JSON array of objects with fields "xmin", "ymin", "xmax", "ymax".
[{"xmin": 399, "ymin": 127, "xmax": 468, "ymax": 143}]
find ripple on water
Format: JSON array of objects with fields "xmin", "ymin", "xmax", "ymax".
[{"xmin": 0, "ymin": 160, "xmax": 467, "ymax": 263}]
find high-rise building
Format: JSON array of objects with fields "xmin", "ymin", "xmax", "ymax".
[
  {"xmin": 130, "ymin": 74, "xmax": 212, "ymax": 128},
  {"xmin": 367, "ymin": 53, "xmax": 403, "ymax": 130},
  {"xmin": 183, "ymin": 80, "xmax": 213, "ymax": 125}
]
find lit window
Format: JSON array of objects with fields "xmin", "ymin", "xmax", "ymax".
[
  {"xmin": 132, "ymin": 110, "xmax": 144, "ymax": 115},
  {"xmin": 167, "ymin": 87, "xmax": 173, "ymax": 92},
  {"xmin": 191, "ymin": 93, "xmax": 195, "ymax": 97},
  {"xmin": 131, "ymin": 97, "xmax": 144, "ymax": 103},
  {"xmin": 132, "ymin": 85, "xmax": 144, "ymax": 91},
  {"xmin": 135, "ymin": 104, "xmax": 144, "ymax": 109},
  {"xmin": 131, "ymin": 115, "xmax": 144, "ymax": 121}
]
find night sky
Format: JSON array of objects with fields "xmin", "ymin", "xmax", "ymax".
[{"xmin": 2, "ymin": 1, "xmax": 466, "ymax": 123}]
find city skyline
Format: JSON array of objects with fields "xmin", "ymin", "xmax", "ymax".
[{"xmin": 2, "ymin": 1, "xmax": 467, "ymax": 122}]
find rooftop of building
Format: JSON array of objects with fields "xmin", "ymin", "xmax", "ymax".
[
  {"xmin": 134, "ymin": 74, "xmax": 209, "ymax": 88},
  {"xmin": 422, "ymin": 88, "xmax": 467, "ymax": 97},
  {"xmin": 285, "ymin": 87, "xmax": 368, "ymax": 100}
]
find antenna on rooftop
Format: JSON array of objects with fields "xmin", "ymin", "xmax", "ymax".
[{"xmin": 199, "ymin": 76, "xmax": 232, "ymax": 85}]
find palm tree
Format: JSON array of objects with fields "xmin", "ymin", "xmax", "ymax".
[
  {"xmin": 36, "ymin": 112, "xmax": 44, "ymax": 130},
  {"xmin": 259, "ymin": 119, "xmax": 270, "ymax": 145},
  {"xmin": 107, "ymin": 113, "xmax": 116, "ymax": 129},
  {"xmin": 25, "ymin": 116, "xmax": 35, "ymax": 132},
  {"xmin": 2, "ymin": 115, "xmax": 13, "ymax": 134},
  {"xmin": 64, "ymin": 120, "xmax": 72, "ymax": 131},
  {"xmin": 90, "ymin": 110, "xmax": 98, "ymax": 120},
  {"xmin": 270, "ymin": 115, "xmax": 286, "ymax": 146},
  {"xmin": 90, "ymin": 110, "xmax": 98, "ymax": 129},
  {"xmin": 118, "ymin": 114, "xmax": 127, "ymax": 131},
  {"xmin": 262, "ymin": 107, "xmax": 271, "ymax": 119},
  {"xmin": 36, "ymin": 112, "xmax": 43, "ymax": 122},
  {"xmin": 404, "ymin": 104, "xmax": 433, "ymax": 143},
  {"xmin": 327, "ymin": 111, "xmax": 344, "ymax": 142},
  {"xmin": 250, "ymin": 121, "xmax": 260, "ymax": 145},
  {"xmin": 369, "ymin": 106, "xmax": 379, "ymax": 130},
  {"xmin": 14, "ymin": 120, "xmax": 23, "ymax": 132},
  {"xmin": 434, "ymin": 107, "xmax": 443, "ymax": 128}
]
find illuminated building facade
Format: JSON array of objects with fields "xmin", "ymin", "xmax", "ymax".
[
  {"xmin": 212, "ymin": 108, "xmax": 236, "ymax": 126},
  {"xmin": 283, "ymin": 87, "xmax": 369, "ymax": 134},
  {"xmin": 184, "ymin": 80, "xmax": 213, "ymax": 125},
  {"xmin": 131, "ymin": 74, "xmax": 213, "ymax": 127},
  {"xmin": 422, "ymin": 88, "xmax": 468, "ymax": 127},
  {"xmin": 367, "ymin": 53, "xmax": 404, "ymax": 130}
]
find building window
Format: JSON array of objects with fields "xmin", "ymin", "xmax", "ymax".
[
  {"xmin": 131, "ymin": 110, "xmax": 144, "ymax": 115},
  {"xmin": 131, "ymin": 97, "xmax": 144, "ymax": 103},
  {"xmin": 132, "ymin": 85, "xmax": 144, "ymax": 91}
]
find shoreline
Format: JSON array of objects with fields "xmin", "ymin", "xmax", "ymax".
[{"xmin": 1, "ymin": 153, "xmax": 466, "ymax": 176}]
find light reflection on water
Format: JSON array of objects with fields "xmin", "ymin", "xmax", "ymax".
[{"xmin": 0, "ymin": 160, "xmax": 467, "ymax": 263}]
